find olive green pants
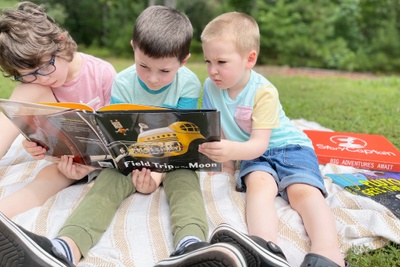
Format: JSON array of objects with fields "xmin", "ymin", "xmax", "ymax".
[{"xmin": 57, "ymin": 168, "xmax": 208, "ymax": 257}]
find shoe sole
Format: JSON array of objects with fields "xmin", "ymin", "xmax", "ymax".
[
  {"xmin": 0, "ymin": 212, "xmax": 69, "ymax": 267},
  {"xmin": 154, "ymin": 243, "xmax": 247, "ymax": 267},
  {"xmin": 210, "ymin": 224, "xmax": 290, "ymax": 267}
]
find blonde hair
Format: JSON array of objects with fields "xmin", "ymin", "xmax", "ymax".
[
  {"xmin": 201, "ymin": 12, "xmax": 260, "ymax": 55},
  {"xmin": 0, "ymin": 1, "xmax": 77, "ymax": 77}
]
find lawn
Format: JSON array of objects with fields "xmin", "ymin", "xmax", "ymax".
[{"xmin": 0, "ymin": 57, "xmax": 399, "ymax": 266}]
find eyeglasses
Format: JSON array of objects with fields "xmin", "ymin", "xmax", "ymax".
[{"xmin": 14, "ymin": 55, "xmax": 56, "ymax": 83}]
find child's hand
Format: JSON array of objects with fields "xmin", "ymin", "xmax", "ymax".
[
  {"xmin": 131, "ymin": 168, "xmax": 161, "ymax": 194},
  {"xmin": 57, "ymin": 155, "xmax": 93, "ymax": 180},
  {"xmin": 22, "ymin": 139, "xmax": 47, "ymax": 160},
  {"xmin": 198, "ymin": 140, "xmax": 234, "ymax": 163}
]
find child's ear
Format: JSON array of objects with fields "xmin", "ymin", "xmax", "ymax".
[
  {"xmin": 130, "ymin": 40, "xmax": 134, "ymax": 49},
  {"xmin": 180, "ymin": 53, "xmax": 191, "ymax": 66},
  {"xmin": 246, "ymin": 50, "xmax": 257, "ymax": 69}
]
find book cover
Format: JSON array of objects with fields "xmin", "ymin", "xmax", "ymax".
[
  {"xmin": 0, "ymin": 99, "xmax": 221, "ymax": 174},
  {"xmin": 304, "ymin": 130, "xmax": 400, "ymax": 172},
  {"xmin": 326, "ymin": 171, "xmax": 400, "ymax": 219}
]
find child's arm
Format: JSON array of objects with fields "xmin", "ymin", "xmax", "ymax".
[
  {"xmin": 199, "ymin": 129, "xmax": 272, "ymax": 163},
  {"xmin": 131, "ymin": 168, "xmax": 164, "ymax": 194}
]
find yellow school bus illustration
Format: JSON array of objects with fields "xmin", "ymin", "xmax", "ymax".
[{"xmin": 128, "ymin": 121, "xmax": 205, "ymax": 158}]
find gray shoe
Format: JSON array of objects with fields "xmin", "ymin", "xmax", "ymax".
[
  {"xmin": 0, "ymin": 212, "xmax": 74, "ymax": 267},
  {"xmin": 154, "ymin": 241, "xmax": 247, "ymax": 267},
  {"xmin": 300, "ymin": 253, "xmax": 349, "ymax": 267},
  {"xmin": 210, "ymin": 223, "xmax": 289, "ymax": 267}
]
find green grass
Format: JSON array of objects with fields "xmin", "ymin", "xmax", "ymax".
[
  {"xmin": 346, "ymin": 243, "xmax": 400, "ymax": 267},
  {"xmin": 266, "ymin": 74, "xmax": 400, "ymax": 149},
  {"xmin": 1, "ymin": 57, "xmax": 399, "ymax": 266},
  {"xmin": 0, "ymin": 75, "xmax": 14, "ymax": 99}
]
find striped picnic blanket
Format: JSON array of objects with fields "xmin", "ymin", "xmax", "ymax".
[{"xmin": 0, "ymin": 119, "xmax": 399, "ymax": 266}]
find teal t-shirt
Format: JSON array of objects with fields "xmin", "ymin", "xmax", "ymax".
[{"xmin": 111, "ymin": 64, "xmax": 201, "ymax": 109}]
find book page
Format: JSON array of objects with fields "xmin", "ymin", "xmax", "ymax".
[
  {"xmin": 0, "ymin": 99, "xmax": 114, "ymax": 168},
  {"xmin": 94, "ymin": 109, "xmax": 221, "ymax": 173}
]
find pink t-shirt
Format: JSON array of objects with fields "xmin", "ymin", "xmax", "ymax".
[{"xmin": 51, "ymin": 53, "xmax": 116, "ymax": 110}]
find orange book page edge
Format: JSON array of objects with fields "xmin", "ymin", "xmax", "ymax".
[
  {"xmin": 38, "ymin": 102, "xmax": 167, "ymax": 112},
  {"xmin": 38, "ymin": 102, "xmax": 94, "ymax": 111},
  {"xmin": 97, "ymin": 103, "xmax": 168, "ymax": 111}
]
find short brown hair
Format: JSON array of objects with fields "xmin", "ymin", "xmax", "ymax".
[{"xmin": 132, "ymin": 5, "xmax": 193, "ymax": 63}]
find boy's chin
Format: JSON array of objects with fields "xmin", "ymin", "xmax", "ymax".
[{"xmin": 145, "ymin": 84, "xmax": 163, "ymax": 91}]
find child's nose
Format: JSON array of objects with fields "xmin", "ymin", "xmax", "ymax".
[
  {"xmin": 209, "ymin": 66, "xmax": 218, "ymax": 76},
  {"xmin": 147, "ymin": 73, "xmax": 158, "ymax": 83}
]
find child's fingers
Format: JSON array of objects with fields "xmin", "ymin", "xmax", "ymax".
[
  {"xmin": 57, "ymin": 155, "xmax": 68, "ymax": 170},
  {"xmin": 66, "ymin": 156, "xmax": 74, "ymax": 169},
  {"xmin": 22, "ymin": 139, "xmax": 37, "ymax": 148},
  {"xmin": 136, "ymin": 168, "xmax": 147, "ymax": 186},
  {"xmin": 134, "ymin": 169, "xmax": 153, "ymax": 192},
  {"xmin": 131, "ymin": 169, "xmax": 139, "ymax": 186},
  {"xmin": 25, "ymin": 146, "xmax": 46, "ymax": 155}
]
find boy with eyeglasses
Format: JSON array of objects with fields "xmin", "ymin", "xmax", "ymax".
[{"xmin": 0, "ymin": 1, "xmax": 116, "ymax": 217}]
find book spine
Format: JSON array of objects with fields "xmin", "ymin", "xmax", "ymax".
[
  {"xmin": 319, "ymin": 156, "xmax": 400, "ymax": 172},
  {"xmin": 77, "ymin": 112, "xmax": 113, "ymax": 157}
]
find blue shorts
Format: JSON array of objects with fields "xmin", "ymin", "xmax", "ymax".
[{"xmin": 238, "ymin": 144, "xmax": 327, "ymax": 202}]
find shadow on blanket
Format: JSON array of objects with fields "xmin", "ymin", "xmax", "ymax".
[{"xmin": 0, "ymin": 120, "xmax": 399, "ymax": 267}]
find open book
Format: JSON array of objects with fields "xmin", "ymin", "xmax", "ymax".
[{"xmin": 0, "ymin": 99, "xmax": 221, "ymax": 174}]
